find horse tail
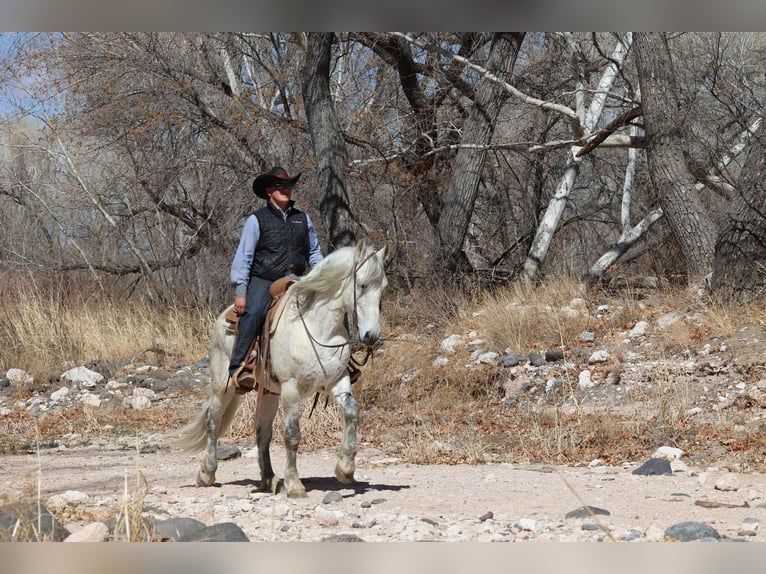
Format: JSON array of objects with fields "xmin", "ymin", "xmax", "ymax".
[{"xmin": 166, "ymin": 307, "xmax": 240, "ymax": 452}]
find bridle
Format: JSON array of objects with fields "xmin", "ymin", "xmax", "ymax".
[{"xmin": 297, "ymin": 248, "xmax": 379, "ymax": 370}]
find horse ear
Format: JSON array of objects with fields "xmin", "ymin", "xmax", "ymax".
[
  {"xmin": 355, "ymin": 236, "xmax": 369, "ymax": 257},
  {"xmin": 376, "ymin": 243, "xmax": 389, "ymax": 263}
]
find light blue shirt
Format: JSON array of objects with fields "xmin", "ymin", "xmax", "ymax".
[{"xmin": 230, "ymin": 209, "xmax": 324, "ymax": 297}]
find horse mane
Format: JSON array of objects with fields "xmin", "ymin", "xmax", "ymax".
[{"xmin": 289, "ymin": 241, "xmax": 382, "ymax": 311}]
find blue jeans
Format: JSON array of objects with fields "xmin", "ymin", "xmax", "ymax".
[{"xmin": 228, "ymin": 276, "xmax": 273, "ymax": 377}]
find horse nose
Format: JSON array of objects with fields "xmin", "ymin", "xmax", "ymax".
[{"xmin": 361, "ymin": 330, "xmax": 379, "ymax": 346}]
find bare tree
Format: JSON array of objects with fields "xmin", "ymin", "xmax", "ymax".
[
  {"xmin": 436, "ymin": 33, "xmax": 525, "ymax": 271},
  {"xmin": 710, "ymin": 125, "xmax": 766, "ymax": 303},
  {"xmin": 301, "ymin": 32, "xmax": 355, "ymax": 249},
  {"xmin": 633, "ymin": 32, "xmax": 717, "ymax": 281}
]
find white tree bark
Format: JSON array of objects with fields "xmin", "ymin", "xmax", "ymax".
[{"xmin": 522, "ymin": 34, "xmax": 633, "ymax": 282}]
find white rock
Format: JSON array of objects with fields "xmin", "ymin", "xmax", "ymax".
[
  {"xmin": 64, "ymin": 522, "xmax": 110, "ymax": 542},
  {"xmin": 516, "ymin": 518, "xmax": 537, "ymax": 531},
  {"xmin": 588, "ymin": 459, "xmax": 604, "ymax": 468},
  {"xmin": 5, "ymin": 368, "xmax": 33, "ymax": 386},
  {"xmin": 670, "ymin": 460, "xmax": 690, "ymax": 474},
  {"xmin": 315, "ymin": 507, "xmax": 340, "ymax": 526},
  {"xmin": 105, "ymin": 380, "xmax": 127, "ymax": 391},
  {"xmin": 130, "ymin": 395, "xmax": 152, "ymax": 410},
  {"xmin": 432, "ymin": 356, "xmax": 449, "ymax": 367},
  {"xmin": 578, "ymin": 370, "xmax": 597, "ymax": 388},
  {"xmin": 133, "ymin": 387, "xmax": 156, "ymax": 399},
  {"xmin": 476, "ymin": 352, "xmax": 499, "ymax": 365},
  {"xmin": 629, "ymin": 321, "xmax": 649, "ymax": 337},
  {"xmin": 51, "ymin": 387, "xmax": 70, "ymax": 401},
  {"xmin": 652, "ymin": 446, "xmax": 685, "ymax": 460},
  {"xmin": 61, "ymin": 367, "xmax": 104, "ymax": 386},
  {"xmin": 440, "ymin": 334, "xmax": 464, "ymax": 354},
  {"xmin": 81, "ymin": 393, "xmax": 102, "ymax": 408},
  {"xmin": 714, "ymin": 472, "xmax": 740, "ymax": 492},
  {"xmin": 657, "ymin": 312, "xmax": 680, "ymax": 329},
  {"xmin": 588, "ymin": 350, "xmax": 610, "ymax": 364},
  {"xmin": 47, "ymin": 490, "xmax": 91, "ymax": 510}
]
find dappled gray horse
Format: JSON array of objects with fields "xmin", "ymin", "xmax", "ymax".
[{"xmin": 170, "ymin": 239, "xmax": 388, "ymax": 497}]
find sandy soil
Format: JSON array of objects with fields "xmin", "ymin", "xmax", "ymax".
[{"xmin": 1, "ymin": 437, "xmax": 765, "ymax": 542}]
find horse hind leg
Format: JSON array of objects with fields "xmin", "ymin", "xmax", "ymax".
[
  {"xmin": 255, "ymin": 392, "xmax": 279, "ymax": 493},
  {"xmin": 331, "ymin": 380, "xmax": 359, "ymax": 484},
  {"xmin": 197, "ymin": 406, "xmax": 218, "ymax": 486}
]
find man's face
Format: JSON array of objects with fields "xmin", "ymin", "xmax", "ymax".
[{"xmin": 267, "ymin": 180, "xmax": 294, "ymax": 205}]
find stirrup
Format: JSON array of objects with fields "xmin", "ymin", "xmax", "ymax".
[{"xmin": 232, "ymin": 366, "xmax": 257, "ymax": 395}]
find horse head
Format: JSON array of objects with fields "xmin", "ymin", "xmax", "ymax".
[{"xmin": 352, "ymin": 239, "xmax": 388, "ymax": 346}]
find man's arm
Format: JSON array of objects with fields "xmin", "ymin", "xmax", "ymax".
[
  {"xmin": 230, "ymin": 215, "xmax": 260, "ymax": 299},
  {"xmin": 305, "ymin": 214, "xmax": 324, "ymax": 267}
]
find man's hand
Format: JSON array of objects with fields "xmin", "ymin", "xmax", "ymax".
[{"xmin": 234, "ymin": 295, "xmax": 246, "ymax": 315}]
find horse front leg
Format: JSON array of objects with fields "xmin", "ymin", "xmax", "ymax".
[
  {"xmin": 280, "ymin": 380, "xmax": 306, "ymax": 498},
  {"xmin": 255, "ymin": 392, "xmax": 279, "ymax": 493},
  {"xmin": 330, "ymin": 376, "xmax": 358, "ymax": 484}
]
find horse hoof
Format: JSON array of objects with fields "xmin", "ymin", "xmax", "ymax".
[
  {"xmin": 197, "ymin": 470, "xmax": 216, "ymax": 487},
  {"xmin": 258, "ymin": 478, "xmax": 278, "ymax": 494},
  {"xmin": 285, "ymin": 483, "xmax": 307, "ymax": 498},
  {"xmin": 335, "ymin": 465, "xmax": 355, "ymax": 484}
]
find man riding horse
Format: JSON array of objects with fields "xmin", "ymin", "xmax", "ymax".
[{"xmin": 228, "ymin": 166, "xmax": 324, "ymax": 393}]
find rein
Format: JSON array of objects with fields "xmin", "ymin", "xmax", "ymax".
[{"xmin": 297, "ymin": 249, "xmax": 378, "ymax": 417}]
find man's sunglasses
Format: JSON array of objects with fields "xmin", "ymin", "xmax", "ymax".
[{"xmin": 271, "ymin": 181, "xmax": 295, "ymax": 189}]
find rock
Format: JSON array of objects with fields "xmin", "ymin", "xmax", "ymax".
[
  {"xmin": 502, "ymin": 353, "xmax": 524, "ymax": 367},
  {"xmin": 129, "ymin": 395, "xmax": 152, "ymax": 410},
  {"xmin": 476, "ymin": 352, "xmax": 499, "ymax": 365},
  {"xmin": 714, "ymin": 472, "xmax": 740, "ymax": 492},
  {"xmin": 587, "ymin": 350, "xmax": 610, "ymax": 364},
  {"xmin": 61, "ymin": 367, "xmax": 104, "ymax": 386},
  {"xmin": 81, "ymin": 393, "xmax": 102, "ymax": 408},
  {"xmin": 152, "ymin": 517, "xmax": 207, "ymax": 541},
  {"xmin": 652, "ymin": 446, "xmax": 685, "ymax": 461},
  {"xmin": 0, "ymin": 502, "xmax": 70, "ymax": 541},
  {"xmin": 216, "ymin": 444, "xmax": 242, "ymax": 460},
  {"xmin": 578, "ymin": 370, "xmax": 597, "ymax": 388},
  {"xmin": 315, "ymin": 507, "xmax": 340, "ymax": 526},
  {"xmin": 440, "ymin": 334, "xmax": 463, "ymax": 354},
  {"xmin": 323, "ymin": 492, "xmax": 343, "ymax": 504},
  {"xmin": 51, "ymin": 387, "xmax": 70, "ymax": 401},
  {"xmin": 565, "ymin": 506, "xmax": 611, "ymax": 519},
  {"xmin": 528, "ymin": 352, "xmax": 545, "ymax": 367},
  {"xmin": 544, "ymin": 349, "xmax": 564, "ymax": 362},
  {"xmin": 432, "ymin": 356, "xmax": 449, "ymax": 367},
  {"xmin": 479, "ymin": 511, "xmax": 493, "ymax": 521},
  {"xmin": 632, "ymin": 458, "xmax": 672, "ymax": 476},
  {"xmin": 629, "ymin": 321, "xmax": 649, "ymax": 338},
  {"xmin": 177, "ymin": 522, "xmax": 249, "ymax": 542},
  {"xmin": 657, "ymin": 312, "xmax": 680, "ymax": 329},
  {"xmin": 64, "ymin": 521, "xmax": 110, "ymax": 542},
  {"xmin": 46, "ymin": 490, "xmax": 91, "ymax": 511},
  {"xmin": 579, "ymin": 331, "xmax": 596, "ymax": 343},
  {"xmin": 5, "ymin": 368, "xmax": 33, "ymax": 387},
  {"xmin": 664, "ymin": 521, "xmax": 720, "ymax": 542},
  {"xmin": 322, "ymin": 533, "xmax": 365, "ymax": 542}
]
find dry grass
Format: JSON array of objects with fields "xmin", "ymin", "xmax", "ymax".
[
  {"xmin": 4, "ymin": 272, "xmax": 766, "ymax": 493},
  {"xmin": 0, "ymin": 278, "xmax": 214, "ymax": 378}
]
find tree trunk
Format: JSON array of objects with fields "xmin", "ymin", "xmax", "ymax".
[
  {"xmin": 301, "ymin": 32, "xmax": 355, "ymax": 250},
  {"xmin": 437, "ymin": 33, "xmax": 524, "ymax": 271},
  {"xmin": 710, "ymin": 126, "xmax": 766, "ymax": 304},
  {"xmin": 633, "ymin": 33, "xmax": 717, "ymax": 281}
]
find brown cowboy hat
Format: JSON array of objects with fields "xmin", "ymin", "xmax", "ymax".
[{"xmin": 252, "ymin": 166, "xmax": 301, "ymax": 199}]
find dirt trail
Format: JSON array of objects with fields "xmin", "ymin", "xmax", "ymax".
[{"xmin": 2, "ymin": 440, "xmax": 765, "ymax": 541}]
